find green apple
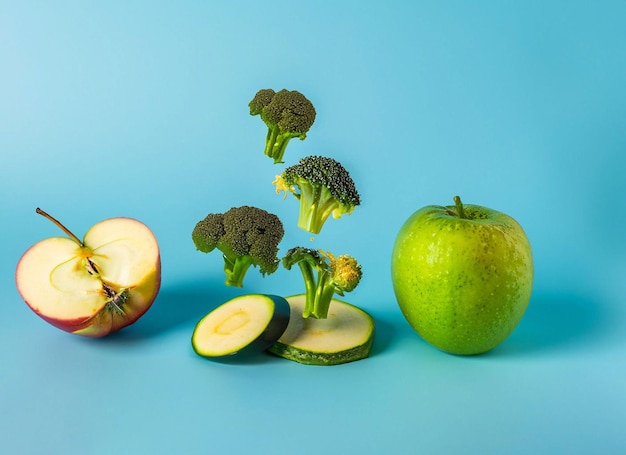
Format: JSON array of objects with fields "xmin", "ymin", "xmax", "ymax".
[
  {"xmin": 15, "ymin": 208, "xmax": 161, "ymax": 337},
  {"xmin": 391, "ymin": 196, "xmax": 533, "ymax": 355}
]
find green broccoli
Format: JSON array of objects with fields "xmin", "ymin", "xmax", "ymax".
[
  {"xmin": 249, "ymin": 88, "xmax": 316, "ymax": 164},
  {"xmin": 273, "ymin": 155, "xmax": 361, "ymax": 234},
  {"xmin": 192, "ymin": 206, "xmax": 284, "ymax": 288},
  {"xmin": 282, "ymin": 247, "xmax": 362, "ymax": 319}
]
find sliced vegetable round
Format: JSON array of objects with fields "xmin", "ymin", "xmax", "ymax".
[
  {"xmin": 192, "ymin": 294, "xmax": 290, "ymax": 358},
  {"xmin": 269, "ymin": 294, "xmax": 375, "ymax": 365}
]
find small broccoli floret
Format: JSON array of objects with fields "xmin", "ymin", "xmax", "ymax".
[
  {"xmin": 249, "ymin": 88, "xmax": 276, "ymax": 116},
  {"xmin": 249, "ymin": 88, "xmax": 316, "ymax": 164},
  {"xmin": 274, "ymin": 155, "xmax": 360, "ymax": 234},
  {"xmin": 191, "ymin": 213, "xmax": 224, "ymax": 253},
  {"xmin": 192, "ymin": 206, "xmax": 284, "ymax": 288},
  {"xmin": 329, "ymin": 254, "xmax": 362, "ymax": 293},
  {"xmin": 283, "ymin": 247, "xmax": 362, "ymax": 319}
]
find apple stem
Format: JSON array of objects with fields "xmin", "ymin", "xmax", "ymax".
[
  {"xmin": 35, "ymin": 208, "xmax": 84, "ymax": 246},
  {"xmin": 453, "ymin": 195, "xmax": 466, "ymax": 219}
]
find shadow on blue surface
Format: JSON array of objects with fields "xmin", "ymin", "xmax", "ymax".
[
  {"xmin": 369, "ymin": 310, "xmax": 399, "ymax": 358},
  {"xmin": 110, "ymin": 278, "xmax": 240, "ymax": 341},
  {"xmin": 104, "ymin": 286, "xmax": 610, "ymax": 361},
  {"xmin": 490, "ymin": 291, "xmax": 615, "ymax": 357}
]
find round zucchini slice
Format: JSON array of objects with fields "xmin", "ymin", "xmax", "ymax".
[
  {"xmin": 192, "ymin": 294, "xmax": 290, "ymax": 358},
  {"xmin": 269, "ymin": 295, "xmax": 375, "ymax": 365}
]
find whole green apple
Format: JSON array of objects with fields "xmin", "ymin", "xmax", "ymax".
[{"xmin": 391, "ymin": 196, "xmax": 533, "ymax": 355}]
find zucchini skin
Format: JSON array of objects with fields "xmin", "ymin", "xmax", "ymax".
[
  {"xmin": 253, "ymin": 294, "xmax": 290, "ymax": 352},
  {"xmin": 269, "ymin": 334, "xmax": 374, "ymax": 365}
]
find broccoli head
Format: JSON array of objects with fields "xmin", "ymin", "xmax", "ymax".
[
  {"xmin": 192, "ymin": 206, "xmax": 284, "ymax": 288},
  {"xmin": 283, "ymin": 247, "xmax": 362, "ymax": 319},
  {"xmin": 273, "ymin": 155, "xmax": 361, "ymax": 234},
  {"xmin": 249, "ymin": 88, "xmax": 316, "ymax": 164}
]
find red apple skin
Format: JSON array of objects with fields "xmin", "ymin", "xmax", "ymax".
[{"xmin": 15, "ymin": 216, "xmax": 162, "ymax": 337}]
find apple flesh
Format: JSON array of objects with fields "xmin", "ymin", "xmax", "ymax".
[
  {"xmin": 391, "ymin": 196, "xmax": 533, "ymax": 355},
  {"xmin": 16, "ymin": 209, "xmax": 161, "ymax": 337}
]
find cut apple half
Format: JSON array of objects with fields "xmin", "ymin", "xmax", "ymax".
[{"xmin": 16, "ymin": 209, "xmax": 161, "ymax": 337}]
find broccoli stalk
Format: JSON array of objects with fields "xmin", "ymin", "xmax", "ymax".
[
  {"xmin": 192, "ymin": 206, "xmax": 284, "ymax": 288},
  {"xmin": 283, "ymin": 247, "xmax": 362, "ymax": 319},
  {"xmin": 220, "ymin": 252, "xmax": 254, "ymax": 289},
  {"xmin": 249, "ymin": 88, "xmax": 316, "ymax": 164},
  {"xmin": 274, "ymin": 155, "xmax": 361, "ymax": 234}
]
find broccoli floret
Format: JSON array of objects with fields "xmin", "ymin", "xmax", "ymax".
[
  {"xmin": 249, "ymin": 88, "xmax": 316, "ymax": 164},
  {"xmin": 192, "ymin": 206, "xmax": 284, "ymax": 288},
  {"xmin": 283, "ymin": 247, "xmax": 362, "ymax": 319},
  {"xmin": 274, "ymin": 155, "xmax": 361, "ymax": 234}
]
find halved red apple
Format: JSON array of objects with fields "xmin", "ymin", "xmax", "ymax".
[{"xmin": 16, "ymin": 209, "xmax": 161, "ymax": 337}]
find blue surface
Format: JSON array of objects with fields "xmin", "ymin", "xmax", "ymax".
[{"xmin": 2, "ymin": 1, "xmax": 625, "ymax": 454}]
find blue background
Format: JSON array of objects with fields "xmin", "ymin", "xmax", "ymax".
[{"xmin": 2, "ymin": 1, "xmax": 625, "ymax": 454}]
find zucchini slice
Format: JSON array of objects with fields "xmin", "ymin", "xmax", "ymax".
[
  {"xmin": 192, "ymin": 294, "xmax": 290, "ymax": 358},
  {"xmin": 269, "ymin": 295, "xmax": 375, "ymax": 365}
]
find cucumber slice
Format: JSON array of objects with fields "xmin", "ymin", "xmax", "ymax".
[
  {"xmin": 269, "ymin": 295, "xmax": 375, "ymax": 365},
  {"xmin": 192, "ymin": 294, "xmax": 290, "ymax": 358}
]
